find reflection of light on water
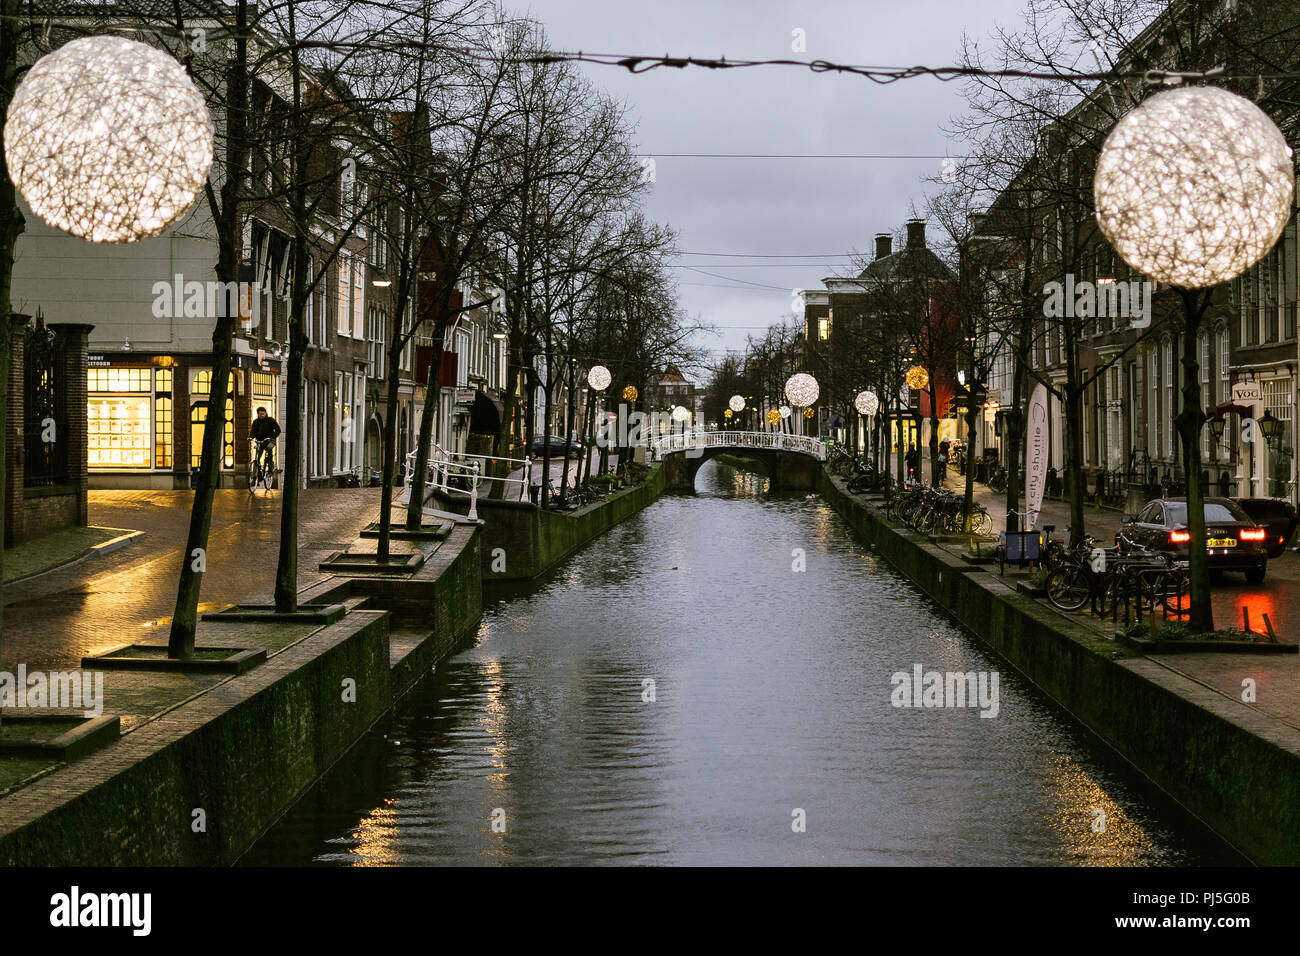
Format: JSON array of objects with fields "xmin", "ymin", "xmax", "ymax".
[
  {"xmin": 346, "ymin": 800, "xmax": 402, "ymax": 866},
  {"xmin": 1043, "ymin": 751, "xmax": 1161, "ymax": 865},
  {"xmin": 479, "ymin": 658, "xmax": 510, "ymax": 784}
]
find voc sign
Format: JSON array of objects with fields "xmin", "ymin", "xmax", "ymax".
[{"xmin": 1231, "ymin": 382, "xmax": 1263, "ymax": 403}]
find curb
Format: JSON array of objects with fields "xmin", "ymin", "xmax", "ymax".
[{"xmin": 5, "ymin": 529, "xmax": 146, "ymax": 586}]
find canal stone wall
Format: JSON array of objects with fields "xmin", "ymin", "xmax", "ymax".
[
  {"xmin": 442, "ymin": 463, "xmax": 666, "ymax": 581},
  {"xmin": 818, "ymin": 472, "xmax": 1300, "ymax": 866},
  {"xmin": 0, "ymin": 523, "xmax": 486, "ymax": 866}
]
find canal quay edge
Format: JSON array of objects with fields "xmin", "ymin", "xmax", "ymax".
[
  {"xmin": 817, "ymin": 470, "xmax": 1300, "ymax": 866},
  {"xmin": 0, "ymin": 469, "xmax": 665, "ymax": 866}
]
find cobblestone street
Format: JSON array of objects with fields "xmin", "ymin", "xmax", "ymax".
[{"xmin": 1, "ymin": 488, "xmax": 384, "ymax": 671}]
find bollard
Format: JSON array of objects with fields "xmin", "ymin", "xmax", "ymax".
[{"xmin": 467, "ymin": 463, "xmax": 480, "ymax": 521}]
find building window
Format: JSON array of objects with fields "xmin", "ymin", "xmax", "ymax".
[
  {"xmin": 1199, "ymin": 331, "xmax": 1210, "ymax": 459},
  {"xmin": 338, "ymin": 254, "xmax": 352, "ymax": 336},
  {"xmin": 191, "ymin": 370, "xmax": 236, "ymax": 468},
  {"xmin": 88, "ymin": 368, "xmax": 152, "ymax": 469},
  {"xmin": 1163, "ymin": 338, "xmax": 1174, "ymax": 459},
  {"xmin": 252, "ymin": 370, "xmax": 277, "ymax": 421},
  {"xmin": 818, "ymin": 317, "xmax": 830, "ymax": 341},
  {"xmin": 155, "ymin": 396, "xmax": 172, "ymax": 468}
]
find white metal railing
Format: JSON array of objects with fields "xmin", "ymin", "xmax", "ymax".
[
  {"xmin": 402, "ymin": 444, "xmax": 534, "ymax": 516},
  {"xmin": 649, "ymin": 430, "xmax": 827, "ymax": 461}
]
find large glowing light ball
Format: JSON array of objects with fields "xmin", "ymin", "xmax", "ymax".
[
  {"xmin": 588, "ymin": 365, "xmax": 611, "ymax": 391},
  {"xmin": 6, "ymin": 36, "xmax": 215, "ymax": 243},
  {"xmin": 671, "ymin": 405, "xmax": 689, "ymax": 422},
  {"xmin": 766, "ymin": 409, "xmax": 781, "ymax": 425},
  {"xmin": 728, "ymin": 394, "xmax": 746, "ymax": 412},
  {"xmin": 779, "ymin": 405, "xmax": 791, "ymax": 419},
  {"xmin": 622, "ymin": 385, "xmax": 638, "ymax": 402},
  {"xmin": 724, "ymin": 408, "xmax": 734, "ymax": 420},
  {"xmin": 784, "ymin": 372, "xmax": 819, "ymax": 407},
  {"xmin": 803, "ymin": 407, "xmax": 815, "ymax": 419},
  {"xmin": 855, "ymin": 390, "xmax": 879, "ymax": 416},
  {"xmin": 905, "ymin": 365, "xmax": 930, "ymax": 390},
  {"xmin": 1094, "ymin": 86, "xmax": 1295, "ymax": 288}
]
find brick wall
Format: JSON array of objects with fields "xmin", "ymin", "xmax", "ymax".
[{"xmin": 5, "ymin": 316, "xmax": 92, "ymax": 547}]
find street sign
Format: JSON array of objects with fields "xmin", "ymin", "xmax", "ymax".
[{"xmin": 1232, "ymin": 382, "xmax": 1262, "ymax": 403}]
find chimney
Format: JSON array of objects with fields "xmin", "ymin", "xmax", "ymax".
[
  {"xmin": 874, "ymin": 233, "xmax": 892, "ymax": 259},
  {"xmin": 906, "ymin": 218, "xmax": 926, "ymax": 249}
]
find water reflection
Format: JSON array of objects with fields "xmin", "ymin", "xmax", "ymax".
[{"xmin": 245, "ymin": 459, "xmax": 1240, "ymax": 866}]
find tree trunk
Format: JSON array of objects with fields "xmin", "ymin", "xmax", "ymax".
[
  {"xmin": 406, "ymin": 305, "xmax": 449, "ymax": 529},
  {"xmin": 168, "ymin": 0, "xmax": 248, "ymax": 658},
  {"xmin": 376, "ymin": 328, "xmax": 404, "ymax": 559}
]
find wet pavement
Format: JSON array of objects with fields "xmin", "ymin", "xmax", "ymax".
[{"xmin": 1, "ymin": 489, "xmax": 384, "ymax": 671}]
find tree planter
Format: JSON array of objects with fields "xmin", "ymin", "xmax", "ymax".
[
  {"xmin": 83, "ymin": 644, "xmax": 267, "ymax": 674},
  {"xmin": 318, "ymin": 550, "xmax": 426, "ymax": 574},
  {"xmin": 0, "ymin": 715, "xmax": 120, "ymax": 761},
  {"xmin": 203, "ymin": 603, "xmax": 347, "ymax": 625},
  {"xmin": 1116, "ymin": 631, "xmax": 1298, "ymax": 655}
]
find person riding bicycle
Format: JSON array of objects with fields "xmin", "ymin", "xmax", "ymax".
[{"xmin": 250, "ymin": 406, "xmax": 281, "ymax": 472}]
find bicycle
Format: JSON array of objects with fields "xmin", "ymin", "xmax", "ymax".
[{"xmin": 249, "ymin": 438, "xmax": 276, "ymax": 492}]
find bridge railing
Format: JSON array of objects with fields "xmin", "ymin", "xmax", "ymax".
[{"xmin": 650, "ymin": 430, "xmax": 826, "ymax": 461}]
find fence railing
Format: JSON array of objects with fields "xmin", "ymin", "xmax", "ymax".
[{"xmin": 403, "ymin": 444, "xmax": 534, "ymax": 516}]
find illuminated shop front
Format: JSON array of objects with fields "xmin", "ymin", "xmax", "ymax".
[{"xmin": 87, "ymin": 353, "xmax": 282, "ymax": 488}]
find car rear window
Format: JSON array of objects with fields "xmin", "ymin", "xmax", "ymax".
[
  {"xmin": 1164, "ymin": 502, "xmax": 1243, "ymax": 524},
  {"xmin": 1238, "ymin": 499, "xmax": 1288, "ymax": 518}
]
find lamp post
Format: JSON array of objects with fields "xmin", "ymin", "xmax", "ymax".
[{"xmin": 1094, "ymin": 86, "xmax": 1294, "ymax": 633}]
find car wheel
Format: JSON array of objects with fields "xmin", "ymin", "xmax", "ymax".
[{"xmin": 1245, "ymin": 565, "xmax": 1266, "ymax": 585}]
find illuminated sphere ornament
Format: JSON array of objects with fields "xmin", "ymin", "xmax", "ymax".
[
  {"xmin": 905, "ymin": 365, "xmax": 930, "ymax": 390},
  {"xmin": 855, "ymin": 390, "xmax": 879, "ymax": 416},
  {"xmin": 588, "ymin": 365, "xmax": 611, "ymax": 391},
  {"xmin": 671, "ymin": 405, "xmax": 689, "ymax": 422},
  {"xmin": 622, "ymin": 385, "xmax": 638, "ymax": 402},
  {"xmin": 784, "ymin": 372, "xmax": 819, "ymax": 407},
  {"xmin": 779, "ymin": 405, "xmax": 791, "ymax": 419},
  {"xmin": 724, "ymin": 408, "xmax": 734, "ymax": 420},
  {"xmin": 766, "ymin": 409, "xmax": 781, "ymax": 426},
  {"xmin": 1094, "ymin": 86, "xmax": 1295, "ymax": 288},
  {"xmin": 6, "ymin": 36, "xmax": 215, "ymax": 243},
  {"xmin": 803, "ymin": 407, "xmax": 815, "ymax": 420},
  {"xmin": 728, "ymin": 394, "xmax": 746, "ymax": 412}
]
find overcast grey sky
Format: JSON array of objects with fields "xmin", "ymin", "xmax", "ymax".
[{"xmin": 524, "ymin": 0, "xmax": 1030, "ymax": 368}]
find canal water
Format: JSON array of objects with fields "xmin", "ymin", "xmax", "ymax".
[{"xmin": 244, "ymin": 460, "xmax": 1239, "ymax": 865}]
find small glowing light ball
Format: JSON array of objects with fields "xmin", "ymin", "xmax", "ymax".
[
  {"xmin": 724, "ymin": 408, "xmax": 734, "ymax": 420},
  {"xmin": 622, "ymin": 385, "xmax": 638, "ymax": 402},
  {"xmin": 855, "ymin": 390, "xmax": 879, "ymax": 416},
  {"xmin": 6, "ymin": 36, "xmax": 215, "ymax": 243},
  {"xmin": 905, "ymin": 365, "xmax": 930, "ymax": 390},
  {"xmin": 803, "ymin": 407, "xmax": 815, "ymax": 420},
  {"xmin": 672, "ymin": 405, "xmax": 689, "ymax": 422},
  {"xmin": 588, "ymin": 365, "xmax": 611, "ymax": 391},
  {"xmin": 1094, "ymin": 86, "xmax": 1295, "ymax": 288},
  {"xmin": 785, "ymin": 372, "xmax": 819, "ymax": 407},
  {"xmin": 779, "ymin": 405, "xmax": 791, "ymax": 419},
  {"xmin": 728, "ymin": 394, "xmax": 745, "ymax": 412},
  {"xmin": 766, "ymin": 409, "xmax": 781, "ymax": 425}
]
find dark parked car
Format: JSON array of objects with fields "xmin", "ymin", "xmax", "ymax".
[
  {"xmin": 1233, "ymin": 497, "xmax": 1298, "ymax": 558},
  {"xmin": 528, "ymin": 434, "xmax": 582, "ymax": 458},
  {"xmin": 1117, "ymin": 497, "xmax": 1268, "ymax": 583}
]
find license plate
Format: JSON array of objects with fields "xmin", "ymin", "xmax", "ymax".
[{"xmin": 1208, "ymin": 538, "xmax": 1236, "ymax": 547}]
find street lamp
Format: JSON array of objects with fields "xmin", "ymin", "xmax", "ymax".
[
  {"xmin": 1260, "ymin": 410, "xmax": 1284, "ymax": 451},
  {"xmin": 1209, "ymin": 414, "xmax": 1226, "ymax": 446}
]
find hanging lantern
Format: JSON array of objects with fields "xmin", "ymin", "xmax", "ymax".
[
  {"xmin": 622, "ymin": 385, "xmax": 638, "ymax": 402},
  {"xmin": 779, "ymin": 405, "xmax": 791, "ymax": 419},
  {"xmin": 672, "ymin": 405, "xmax": 689, "ymax": 422},
  {"xmin": 728, "ymin": 394, "xmax": 746, "ymax": 412},
  {"xmin": 724, "ymin": 408, "xmax": 734, "ymax": 420},
  {"xmin": 784, "ymin": 372, "xmax": 819, "ymax": 407},
  {"xmin": 766, "ymin": 409, "xmax": 780, "ymax": 425},
  {"xmin": 5, "ymin": 36, "xmax": 215, "ymax": 243},
  {"xmin": 803, "ymin": 407, "xmax": 815, "ymax": 419},
  {"xmin": 588, "ymin": 365, "xmax": 611, "ymax": 391},
  {"xmin": 855, "ymin": 390, "xmax": 879, "ymax": 416},
  {"xmin": 1094, "ymin": 86, "xmax": 1294, "ymax": 288},
  {"xmin": 905, "ymin": 365, "xmax": 930, "ymax": 391}
]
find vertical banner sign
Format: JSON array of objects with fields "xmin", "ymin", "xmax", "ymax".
[{"xmin": 1025, "ymin": 383, "xmax": 1049, "ymax": 530}]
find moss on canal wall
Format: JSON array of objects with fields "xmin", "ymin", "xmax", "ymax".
[{"xmin": 818, "ymin": 472, "xmax": 1300, "ymax": 865}]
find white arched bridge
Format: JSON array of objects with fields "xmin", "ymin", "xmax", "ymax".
[{"xmin": 651, "ymin": 430, "xmax": 826, "ymax": 491}]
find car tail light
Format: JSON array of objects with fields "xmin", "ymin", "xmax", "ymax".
[
  {"xmin": 1239, "ymin": 528, "xmax": 1266, "ymax": 541},
  {"xmin": 1169, "ymin": 530, "xmax": 1191, "ymax": 544}
]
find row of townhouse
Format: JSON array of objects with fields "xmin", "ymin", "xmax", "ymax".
[
  {"xmin": 11, "ymin": 12, "xmax": 511, "ymax": 490},
  {"xmin": 969, "ymin": 0, "xmax": 1300, "ymax": 506}
]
